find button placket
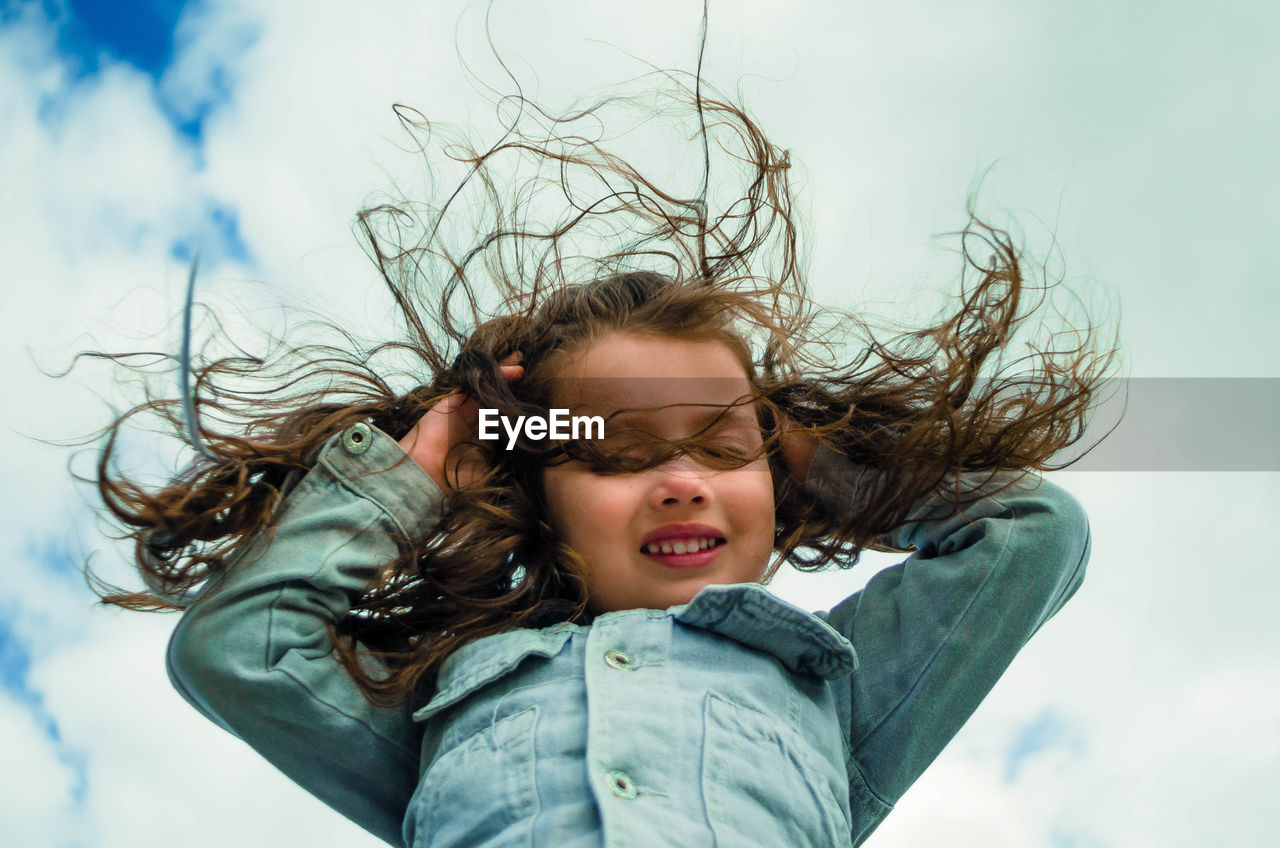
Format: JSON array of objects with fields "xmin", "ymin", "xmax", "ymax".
[{"xmin": 585, "ymin": 613, "xmax": 674, "ymax": 833}]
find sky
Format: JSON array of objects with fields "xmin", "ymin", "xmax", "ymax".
[{"xmin": 1, "ymin": 0, "xmax": 1278, "ymax": 845}]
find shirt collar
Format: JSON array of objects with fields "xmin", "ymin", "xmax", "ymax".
[
  {"xmin": 674, "ymin": 583, "xmax": 858, "ymax": 680},
  {"xmin": 413, "ymin": 583, "xmax": 858, "ymax": 722}
]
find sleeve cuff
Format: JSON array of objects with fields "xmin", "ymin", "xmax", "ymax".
[{"xmin": 313, "ymin": 422, "xmax": 445, "ymax": 543}]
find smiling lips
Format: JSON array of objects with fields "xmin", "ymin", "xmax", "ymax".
[{"xmin": 640, "ymin": 523, "xmax": 727, "ymax": 569}]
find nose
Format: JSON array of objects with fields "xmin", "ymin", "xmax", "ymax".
[{"xmin": 647, "ymin": 456, "xmax": 713, "ymax": 508}]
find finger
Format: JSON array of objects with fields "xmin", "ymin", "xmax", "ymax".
[{"xmin": 498, "ymin": 351, "xmax": 524, "ymax": 383}]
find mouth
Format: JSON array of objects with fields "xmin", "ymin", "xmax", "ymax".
[{"xmin": 640, "ymin": 536, "xmax": 727, "ymax": 569}]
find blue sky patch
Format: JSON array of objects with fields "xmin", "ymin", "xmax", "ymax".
[
  {"xmin": 30, "ymin": 534, "xmax": 83, "ymax": 581},
  {"xmin": 0, "ymin": 614, "xmax": 90, "ymax": 806},
  {"xmin": 1004, "ymin": 709, "xmax": 1086, "ymax": 783},
  {"xmin": 1050, "ymin": 824, "xmax": 1109, "ymax": 848},
  {"xmin": 169, "ymin": 203, "xmax": 251, "ymax": 266},
  {"xmin": 0, "ymin": 614, "xmax": 64, "ymax": 741},
  {"xmin": 6, "ymin": 0, "xmax": 255, "ymax": 142},
  {"xmin": 54, "ymin": 0, "xmax": 189, "ymax": 81},
  {"xmin": 0, "ymin": 615, "xmax": 34, "ymax": 695}
]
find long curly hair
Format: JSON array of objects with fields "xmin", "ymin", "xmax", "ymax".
[{"xmin": 81, "ymin": 66, "xmax": 1118, "ymax": 707}]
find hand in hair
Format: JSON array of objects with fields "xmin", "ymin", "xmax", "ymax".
[{"xmin": 397, "ymin": 353, "xmax": 525, "ymax": 491}]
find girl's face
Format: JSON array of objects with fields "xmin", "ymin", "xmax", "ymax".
[{"xmin": 542, "ymin": 332, "xmax": 776, "ymax": 615}]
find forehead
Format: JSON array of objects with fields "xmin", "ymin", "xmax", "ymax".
[{"xmin": 547, "ymin": 333, "xmax": 755, "ymax": 416}]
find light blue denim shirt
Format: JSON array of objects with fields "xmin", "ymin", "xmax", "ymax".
[{"xmin": 167, "ymin": 424, "xmax": 1090, "ymax": 847}]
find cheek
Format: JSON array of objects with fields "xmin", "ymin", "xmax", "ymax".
[
  {"xmin": 540, "ymin": 470, "xmax": 573, "ymax": 538},
  {"xmin": 543, "ymin": 470, "xmax": 632, "ymax": 542},
  {"xmin": 738, "ymin": 462, "xmax": 776, "ymax": 516},
  {"xmin": 731, "ymin": 465, "xmax": 777, "ymax": 542}
]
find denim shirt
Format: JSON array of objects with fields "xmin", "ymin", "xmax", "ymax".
[{"xmin": 166, "ymin": 424, "xmax": 1090, "ymax": 847}]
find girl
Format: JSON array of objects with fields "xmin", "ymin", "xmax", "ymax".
[{"xmin": 89, "ymin": 54, "xmax": 1114, "ymax": 848}]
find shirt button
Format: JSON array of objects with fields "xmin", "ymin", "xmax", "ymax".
[
  {"xmin": 605, "ymin": 770, "xmax": 638, "ymax": 800},
  {"xmin": 604, "ymin": 648, "xmax": 636, "ymax": 670},
  {"xmin": 342, "ymin": 422, "xmax": 373, "ymax": 455}
]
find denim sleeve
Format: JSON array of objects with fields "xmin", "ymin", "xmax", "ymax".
[
  {"xmin": 166, "ymin": 424, "xmax": 443, "ymax": 847},
  {"xmin": 807, "ymin": 446, "xmax": 1090, "ymax": 834}
]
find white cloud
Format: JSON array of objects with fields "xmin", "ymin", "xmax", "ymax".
[
  {"xmin": 30, "ymin": 611, "xmax": 383, "ymax": 847},
  {"xmin": 0, "ymin": 691, "xmax": 81, "ymax": 844},
  {"xmin": 818, "ymin": 471, "xmax": 1280, "ymax": 846}
]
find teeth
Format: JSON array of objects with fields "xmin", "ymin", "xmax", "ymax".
[{"xmin": 643, "ymin": 537, "xmax": 720, "ymax": 555}]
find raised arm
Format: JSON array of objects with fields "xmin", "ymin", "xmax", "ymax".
[
  {"xmin": 804, "ymin": 446, "xmax": 1090, "ymax": 842},
  {"xmin": 167, "ymin": 424, "xmax": 443, "ymax": 846}
]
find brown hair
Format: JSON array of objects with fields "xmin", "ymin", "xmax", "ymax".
[{"xmin": 80, "ymin": 70, "xmax": 1118, "ymax": 706}]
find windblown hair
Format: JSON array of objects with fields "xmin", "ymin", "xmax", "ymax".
[{"xmin": 83, "ymin": 69, "xmax": 1117, "ymax": 706}]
